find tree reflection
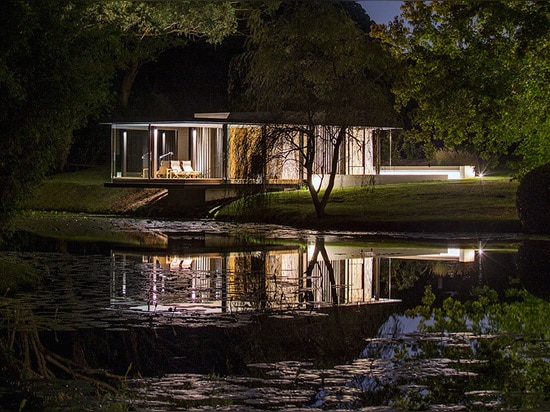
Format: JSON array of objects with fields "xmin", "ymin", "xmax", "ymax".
[
  {"xmin": 381, "ymin": 259, "xmax": 427, "ymax": 292},
  {"xmin": 232, "ymin": 252, "xmax": 268, "ymax": 310},
  {"xmin": 301, "ymin": 237, "xmax": 338, "ymax": 306}
]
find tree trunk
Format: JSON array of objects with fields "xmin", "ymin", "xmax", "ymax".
[
  {"xmin": 319, "ymin": 238, "xmax": 338, "ymax": 305},
  {"xmin": 319, "ymin": 126, "xmax": 346, "ymax": 209},
  {"xmin": 305, "ymin": 126, "xmax": 346, "ymax": 218},
  {"xmin": 118, "ymin": 60, "xmax": 140, "ymax": 110},
  {"xmin": 303, "ymin": 127, "xmax": 324, "ymax": 217}
]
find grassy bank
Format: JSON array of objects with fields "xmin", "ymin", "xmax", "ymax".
[
  {"xmin": 215, "ymin": 177, "xmax": 522, "ymax": 233},
  {"xmin": 0, "ymin": 171, "xmax": 524, "ymax": 293},
  {"xmin": 18, "ymin": 166, "xmax": 522, "ymax": 233},
  {"xmin": 1, "ymin": 167, "xmax": 165, "ymax": 293},
  {"xmin": 24, "ymin": 165, "xmax": 164, "ymax": 214}
]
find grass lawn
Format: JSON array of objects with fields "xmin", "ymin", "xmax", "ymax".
[
  {"xmin": 216, "ymin": 177, "xmax": 521, "ymax": 232},
  {"xmin": 24, "ymin": 165, "xmax": 163, "ymax": 214},
  {"xmin": 17, "ymin": 166, "xmax": 522, "ymax": 233}
]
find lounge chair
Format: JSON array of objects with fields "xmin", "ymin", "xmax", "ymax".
[{"xmin": 170, "ymin": 160, "xmax": 201, "ymax": 178}]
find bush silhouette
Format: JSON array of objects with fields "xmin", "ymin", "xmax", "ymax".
[{"xmin": 517, "ymin": 163, "xmax": 550, "ymax": 234}]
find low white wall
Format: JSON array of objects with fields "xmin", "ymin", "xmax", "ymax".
[
  {"xmin": 312, "ymin": 166, "xmax": 476, "ymax": 190},
  {"xmin": 380, "ymin": 165, "xmax": 475, "ymax": 179}
]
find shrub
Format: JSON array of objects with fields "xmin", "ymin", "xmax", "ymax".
[{"xmin": 516, "ymin": 163, "xmax": 550, "ymax": 234}]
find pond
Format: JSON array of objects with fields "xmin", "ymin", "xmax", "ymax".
[{"xmin": 0, "ymin": 218, "xmax": 549, "ymax": 411}]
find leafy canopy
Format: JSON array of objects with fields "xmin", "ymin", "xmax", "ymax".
[
  {"xmin": 407, "ymin": 285, "xmax": 550, "ymax": 407},
  {"xmin": 239, "ymin": 0, "xmax": 395, "ymax": 125},
  {"xmin": 371, "ymin": 1, "xmax": 550, "ymax": 174},
  {"xmin": 0, "ymin": 1, "xmax": 244, "ymax": 217},
  {"xmin": 235, "ymin": 0, "xmax": 397, "ymax": 217}
]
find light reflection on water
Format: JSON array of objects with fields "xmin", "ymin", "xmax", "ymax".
[
  {"xmin": 109, "ymin": 233, "xmax": 494, "ymax": 317},
  {"xmin": 3, "ymin": 233, "xmax": 447, "ymax": 329},
  {"xmin": 109, "ymin": 236, "xmax": 412, "ymax": 316},
  {"xmin": 1, "ymin": 227, "xmax": 549, "ymax": 410}
]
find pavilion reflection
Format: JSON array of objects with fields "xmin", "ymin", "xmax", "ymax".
[{"xmin": 109, "ymin": 234, "xmax": 478, "ymax": 314}]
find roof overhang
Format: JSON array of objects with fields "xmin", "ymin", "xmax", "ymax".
[{"xmin": 105, "ymin": 112, "xmax": 402, "ymax": 130}]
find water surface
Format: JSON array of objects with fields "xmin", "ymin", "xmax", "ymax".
[{"xmin": 0, "ymin": 218, "xmax": 548, "ymax": 410}]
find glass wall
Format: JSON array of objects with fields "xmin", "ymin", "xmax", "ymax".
[
  {"xmin": 193, "ymin": 127, "xmax": 224, "ymax": 178},
  {"xmin": 228, "ymin": 125, "xmax": 302, "ymax": 181},
  {"xmin": 111, "ymin": 123, "xmax": 225, "ymax": 179},
  {"xmin": 346, "ymin": 127, "xmax": 375, "ymax": 175},
  {"xmin": 110, "ymin": 121, "xmax": 378, "ymax": 181},
  {"xmin": 112, "ymin": 127, "xmax": 149, "ymax": 178},
  {"xmin": 154, "ymin": 129, "xmax": 177, "ymax": 176}
]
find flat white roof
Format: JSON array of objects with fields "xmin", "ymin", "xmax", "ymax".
[
  {"xmin": 111, "ymin": 121, "xmax": 224, "ymax": 129},
  {"xmin": 194, "ymin": 112, "xmax": 230, "ymax": 119}
]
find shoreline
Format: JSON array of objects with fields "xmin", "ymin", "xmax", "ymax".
[{"xmin": 5, "ymin": 210, "xmax": 531, "ymax": 243}]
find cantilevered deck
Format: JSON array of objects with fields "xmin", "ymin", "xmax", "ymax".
[{"xmin": 104, "ymin": 178, "xmax": 301, "ymax": 205}]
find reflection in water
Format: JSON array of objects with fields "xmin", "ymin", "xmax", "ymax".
[
  {"xmin": 3, "ymin": 230, "xmax": 547, "ymax": 411},
  {"xmin": 109, "ymin": 234, "xmax": 481, "ymax": 315}
]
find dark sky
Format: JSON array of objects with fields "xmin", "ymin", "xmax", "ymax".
[{"xmin": 359, "ymin": 1, "xmax": 403, "ymax": 24}]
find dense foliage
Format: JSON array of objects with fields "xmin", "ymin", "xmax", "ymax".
[
  {"xmin": 406, "ymin": 284, "xmax": 550, "ymax": 409},
  {"xmin": 0, "ymin": 1, "xmax": 245, "ymax": 218},
  {"xmin": 516, "ymin": 163, "xmax": 550, "ymax": 234},
  {"xmin": 371, "ymin": 1, "xmax": 550, "ymax": 175},
  {"xmin": 235, "ymin": 0, "xmax": 398, "ymax": 217},
  {"xmin": 88, "ymin": 1, "xmax": 239, "ymax": 110},
  {"xmin": 0, "ymin": 2, "xmax": 117, "ymax": 216}
]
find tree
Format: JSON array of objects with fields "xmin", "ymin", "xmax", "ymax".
[
  {"xmin": 0, "ymin": 1, "xmax": 118, "ymax": 217},
  {"xmin": 234, "ymin": 0, "xmax": 398, "ymax": 218},
  {"xmin": 406, "ymin": 284, "xmax": 550, "ymax": 408},
  {"xmin": 371, "ymin": 1, "xmax": 550, "ymax": 175},
  {"xmin": 0, "ymin": 1, "xmax": 251, "ymax": 218},
  {"xmin": 87, "ymin": 1, "xmax": 239, "ymax": 112}
]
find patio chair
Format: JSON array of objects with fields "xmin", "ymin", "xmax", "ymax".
[
  {"xmin": 170, "ymin": 160, "xmax": 201, "ymax": 178},
  {"xmin": 156, "ymin": 160, "xmax": 171, "ymax": 178}
]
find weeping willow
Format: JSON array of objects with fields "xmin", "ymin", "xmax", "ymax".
[
  {"xmin": 229, "ymin": 126, "xmax": 266, "ymax": 181},
  {"xmin": 228, "ymin": 126, "xmax": 272, "ymax": 216}
]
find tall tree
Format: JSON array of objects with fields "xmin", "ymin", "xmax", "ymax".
[
  {"xmin": 234, "ymin": 0, "xmax": 397, "ymax": 218},
  {"xmin": 87, "ymin": 1, "xmax": 239, "ymax": 111},
  {"xmin": 0, "ymin": 1, "xmax": 264, "ymax": 218},
  {"xmin": 0, "ymin": 1, "xmax": 117, "ymax": 217},
  {"xmin": 371, "ymin": 1, "xmax": 550, "ymax": 175}
]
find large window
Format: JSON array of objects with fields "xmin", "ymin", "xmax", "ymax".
[
  {"xmin": 346, "ymin": 127, "xmax": 375, "ymax": 175},
  {"xmin": 193, "ymin": 127, "xmax": 224, "ymax": 178},
  {"xmin": 112, "ymin": 128, "xmax": 148, "ymax": 178}
]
